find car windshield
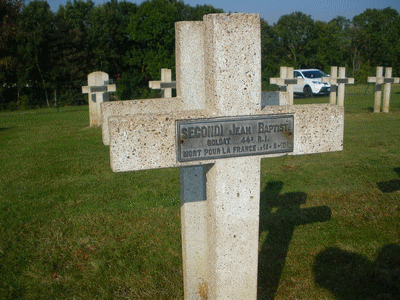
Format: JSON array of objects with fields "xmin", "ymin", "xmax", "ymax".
[{"xmin": 302, "ymin": 70, "xmax": 328, "ymax": 79}]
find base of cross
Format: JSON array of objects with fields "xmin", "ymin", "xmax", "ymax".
[{"xmin": 101, "ymin": 13, "xmax": 343, "ymax": 299}]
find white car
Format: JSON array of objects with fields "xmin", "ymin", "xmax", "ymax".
[{"xmin": 293, "ymin": 69, "xmax": 331, "ymax": 97}]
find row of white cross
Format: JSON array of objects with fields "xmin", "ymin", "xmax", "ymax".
[
  {"xmin": 269, "ymin": 66, "xmax": 400, "ymax": 112},
  {"xmin": 82, "ymin": 65, "xmax": 398, "ymax": 127}
]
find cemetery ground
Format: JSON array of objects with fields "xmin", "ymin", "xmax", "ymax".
[{"xmin": 0, "ymin": 85, "xmax": 399, "ymax": 299}]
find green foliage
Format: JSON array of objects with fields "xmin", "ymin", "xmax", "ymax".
[
  {"xmin": 274, "ymin": 11, "xmax": 316, "ymax": 68},
  {"xmin": 352, "ymin": 8, "xmax": 400, "ymax": 77},
  {"xmin": 0, "ymin": 1, "xmax": 399, "ymax": 109}
]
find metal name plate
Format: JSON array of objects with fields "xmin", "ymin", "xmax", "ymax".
[
  {"xmin": 160, "ymin": 82, "xmax": 177, "ymax": 89},
  {"xmin": 90, "ymin": 86, "xmax": 108, "ymax": 93},
  {"xmin": 176, "ymin": 114, "xmax": 294, "ymax": 162}
]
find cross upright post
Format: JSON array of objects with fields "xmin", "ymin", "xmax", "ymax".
[
  {"xmin": 104, "ymin": 14, "xmax": 344, "ymax": 299},
  {"xmin": 337, "ymin": 67, "xmax": 354, "ymax": 107},
  {"xmin": 270, "ymin": 66, "xmax": 303, "ymax": 105},
  {"xmin": 369, "ymin": 66, "xmax": 384, "ymax": 113},
  {"xmin": 382, "ymin": 67, "xmax": 400, "ymax": 113},
  {"xmin": 382, "ymin": 67, "xmax": 393, "ymax": 113},
  {"xmin": 82, "ymin": 71, "xmax": 116, "ymax": 126},
  {"xmin": 329, "ymin": 66, "xmax": 338, "ymax": 104},
  {"xmin": 149, "ymin": 68, "xmax": 176, "ymax": 98}
]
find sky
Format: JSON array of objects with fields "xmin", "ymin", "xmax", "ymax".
[{"xmin": 45, "ymin": 0, "xmax": 400, "ymax": 24}]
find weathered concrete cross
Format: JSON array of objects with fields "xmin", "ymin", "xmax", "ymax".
[
  {"xmin": 322, "ymin": 66, "xmax": 354, "ymax": 106},
  {"xmin": 82, "ymin": 71, "xmax": 116, "ymax": 126},
  {"xmin": 270, "ymin": 66, "xmax": 304, "ymax": 105},
  {"xmin": 149, "ymin": 68, "xmax": 176, "ymax": 98},
  {"xmin": 102, "ymin": 14, "xmax": 343, "ymax": 299},
  {"xmin": 368, "ymin": 66, "xmax": 400, "ymax": 113}
]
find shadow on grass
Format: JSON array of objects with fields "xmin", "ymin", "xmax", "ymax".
[
  {"xmin": 377, "ymin": 167, "xmax": 400, "ymax": 193},
  {"xmin": 314, "ymin": 244, "xmax": 400, "ymax": 300},
  {"xmin": 257, "ymin": 181, "xmax": 331, "ymax": 299},
  {"xmin": 0, "ymin": 127, "xmax": 16, "ymax": 131}
]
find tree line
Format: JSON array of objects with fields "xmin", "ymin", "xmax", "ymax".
[{"xmin": 1, "ymin": 0, "xmax": 399, "ymax": 110}]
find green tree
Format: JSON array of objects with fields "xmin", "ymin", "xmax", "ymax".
[
  {"xmin": 352, "ymin": 7, "xmax": 400, "ymax": 77},
  {"xmin": 311, "ymin": 19, "xmax": 350, "ymax": 72},
  {"xmin": 87, "ymin": 0, "xmax": 137, "ymax": 77},
  {"xmin": 127, "ymin": 0, "xmax": 180, "ymax": 78},
  {"xmin": 118, "ymin": 0, "xmax": 224, "ymax": 99},
  {"xmin": 0, "ymin": 0, "xmax": 23, "ymax": 109},
  {"xmin": 184, "ymin": 4, "xmax": 224, "ymax": 21},
  {"xmin": 51, "ymin": 0, "xmax": 94, "ymax": 105},
  {"xmin": 124, "ymin": 0, "xmax": 182, "ymax": 98},
  {"xmin": 20, "ymin": 0, "xmax": 55, "ymax": 107},
  {"xmin": 261, "ymin": 18, "xmax": 280, "ymax": 89},
  {"xmin": 274, "ymin": 11, "xmax": 316, "ymax": 68}
]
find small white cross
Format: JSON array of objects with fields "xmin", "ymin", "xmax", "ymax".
[
  {"xmin": 270, "ymin": 66, "xmax": 304, "ymax": 105},
  {"xmin": 149, "ymin": 68, "xmax": 176, "ymax": 98},
  {"xmin": 368, "ymin": 67, "xmax": 399, "ymax": 113},
  {"xmin": 322, "ymin": 67, "xmax": 354, "ymax": 106},
  {"xmin": 82, "ymin": 71, "xmax": 116, "ymax": 126}
]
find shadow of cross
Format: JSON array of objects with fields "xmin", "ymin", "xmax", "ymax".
[
  {"xmin": 102, "ymin": 14, "xmax": 344, "ymax": 300},
  {"xmin": 314, "ymin": 244, "xmax": 400, "ymax": 300},
  {"xmin": 377, "ymin": 167, "xmax": 400, "ymax": 193},
  {"xmin": 257, "ymin": 181, "xmax": 332, "ymax": 299}
]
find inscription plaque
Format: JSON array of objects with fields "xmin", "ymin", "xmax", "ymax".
[
  {"xmin": 90, "ymin": 86, "xmax": 108, "ymax": 93},
  {"xmin": 160, "ymin": 82, "xmax": 177, "ymax": 89},
  {"xmin": 176, "ymin": 115, "xmax": 294, "ymax": 162}
]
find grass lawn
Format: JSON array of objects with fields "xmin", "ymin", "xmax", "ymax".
[{"xmin": 1, "ymin": 87, "xmax": 399, "ymax": 299}]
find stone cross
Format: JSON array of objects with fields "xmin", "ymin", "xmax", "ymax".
[
  {"xmin": 149, "ymin": 68, "xmax": 176, "ymax": 98},
  {"xmin": 322, "ymin": 66, "xmax": 354, "ymax": 106},
  {"xmin": 368, "ymin": 66, "xmax": 400, "ymax": 113},
  {"xmin": 102, "ymin": 14, "xmax": 344, "ymax": 299},
  {"xmin": 82, "ymin": 71, "xmax": 116, "ymax": 126},
  {"xmin": 270, "ymin": 66, "xmax": 303, "ymax": 105}
]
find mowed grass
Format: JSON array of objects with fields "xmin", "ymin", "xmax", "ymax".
[{"xmin": 1, "ymin": 88, "xmax": 399, "ymax": 299}]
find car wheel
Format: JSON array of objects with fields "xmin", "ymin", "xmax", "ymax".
[{"xmin": 303, "ymin": 86, "xmax": 313, "ymax": 98}]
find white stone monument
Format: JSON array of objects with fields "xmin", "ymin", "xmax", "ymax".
[
  {"xmin": 368, "ymin": 66, "xmax": 400, "ymax": 113},
  {"xmin": 270, "ymin": 66, "xmax": 304, "ymax": 105},
  {"xmin": 82, "ymin": 71, "xmax": 116, "ymax": 126},
  {"xmin": 102, "ymin": 14, "xmax": 344, "ymax": 299},
  {"xmin": 149, "ymin": 68, "xmax": 176, "ymax": 98},
  {"xmin": 322, "ymin": 66, "xmax": 354, "ymax": 106}
]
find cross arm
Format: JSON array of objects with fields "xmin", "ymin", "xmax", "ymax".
[
  {"xmin": 82, "ymin": 86, "xmax": 90, "ymax": 94},
  {"xmin": 322, "ymin": 77, "xmax": 354, "ymax": 84},
  {"xmin": 101, "ymin": 96, "xmax": 187, "ymax": 145},
  {"xmin": 106, "ymin": 84, "xmax": 116, "ymax": 92},
  {"xmin": 149, "ymin": 81, "xmax": 177, "ymax": 89},
  {"xmin": 82, "ymin": 84, "xmax": 116, "ymax": 94},
  {"xmin": 108, "ymin": 104, "xmax": 343, "ymax": 172},
  {"xmin": 270, "ymin": 78, "xmax": 304, "ymax": 86},
  {"xmin": 368, "ymin": 77, "xmax": 384, "ymax": 84},
  {"xmin": 368, "ymin": 77, "xmax": 400, "ymax": 84}
]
